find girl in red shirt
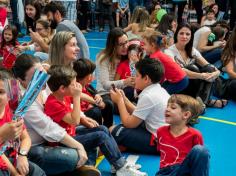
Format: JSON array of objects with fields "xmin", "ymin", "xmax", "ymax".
[{"xmin": 0, "ymin": 25, "xmax": 20, "ymax": 69}]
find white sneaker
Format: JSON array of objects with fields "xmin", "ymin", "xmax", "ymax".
[
  {"xmin": 111, "ymin": 163, "xmax": 142, "ymax": 174},
  {"xmin": 116, "ymin": 164, "xmax": 147, "ymax": 176}
]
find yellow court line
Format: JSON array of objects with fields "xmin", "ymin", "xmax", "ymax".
[
  {"xmin": 95, "ymin": 155, "xmax": 105, "ymax": 168},
  {"xmin": 200, "ymin": 116, "xmax": 236, "ymax": 126}
]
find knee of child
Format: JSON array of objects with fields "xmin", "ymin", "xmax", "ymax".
[
  {"xmin": 104, "ymin": 99, "xmax": 114, "ymax": 109},
  {"xmin": 192, "ymin": 145, "xmax": 210, "ymax": 159}
]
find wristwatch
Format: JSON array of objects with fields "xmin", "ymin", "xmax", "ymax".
[{"xmin": 18, "ymin": 149, "xmax": 28, "ymax": 157}]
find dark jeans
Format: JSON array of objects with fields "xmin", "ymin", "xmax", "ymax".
[
  {"xmin": 180, "ymin": 64, "xmax": 215, "ymax": 104},
  {"xmin": 28, "ymin": 145, "xmax": 79, "ymax": 175},
  {"xmin": 74, "ymin": 125, "xmax": 126, "ymax": 170},
  {"xmin": 201, "ymin": 48, "xmax": 223, "ymax": 64},
  {"xmin": 156, "ymin": 145, "xmax": 210, "ymax": 176},
  {"xmin": 78, "ymin": 1, "xmax": 91, "ymax": 30},
  {"xmin": 10, "ymin": 0, "xmax": 21, "ymax": 31},
  {"xmin": 224, "ymin": 79, "xmax": 236, "ymax": 101},
  {"xmin": 98, "ymin": 2, "xmax": 115, "ymax": 30},
  {"xmin": 162, "ymin": 76, "xmax": 189, "ymax": 94},
  {"xmin": 0, "ymin": 161, "xmax": 46, "ymax": 176},
  {"xmin": 84, "ymin": 96, "xmax": 114, "ymax": 128},
  {"xmin": 111, "ymin": 123, "xmax": 158, "ymax": 155}
]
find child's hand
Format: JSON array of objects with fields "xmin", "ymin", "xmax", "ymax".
[
  {"xmin": 16, "ymin": 45, "xmax": 26, "ymax": 52},
  {"xmin": 94, "ymin": 94, "xmax": 105, "ymax": 109},
  {"xmin": 71, "ymin": 82, "xmax": 82, "ymax": 97},
  {"xmin": 81, "ymin": 117, "xmax": 99, "ymax": 128},
  {"xmin": 110, "ymin": 88, "xmax": 123, "ymax": 104},
  {"xmin": 0, "ymin": 119, "xmax": 24, "ymax": 141}
]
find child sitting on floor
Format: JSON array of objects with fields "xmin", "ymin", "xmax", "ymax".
[
  {"xmin": 0, "ymin": 71, "xmax": 46, "ymax": 176},
  {"xmin": 73, "ymin": 58, "xmax": 114, "ymax": 128},
  {"xmin": 45, "ymin": 65, "xmax": 147, "ymax": 176},
  {"xmin": 156, "ymin": 94, "xmax": 210, "ymax": 176},
  {"xmin": 142, "ymin": 30, "xmax": 189, "ymax": 94},
  {"xmin": 114, "ymin": 39, "xmax": 143, "ymax": 102}
]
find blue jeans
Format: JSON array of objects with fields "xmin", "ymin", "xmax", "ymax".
[
  {"xmin": 156, "ymin": 145, "xmax": 210, "ymax": 176},
  {"xmin": 28, "ymin": 145, "xmax": 79, "ymax": 175},
  {"xmin": 74, "ymin": 125, "xmax": 126, "ymax": 170},
  {"xmin": 162, "ymin": 76, "xmax": 189, "ymax": 94},
  {"xmin": 0, "ymin": 161, "xmax": 46, "ymax": 176},
  {"xmin": 111, "ymin": 123, "xmax": 158, "ymax": 155},
  {"xmin": 201, "ymin": 48, "xmax": 222, "ymax": 64},
  {"xmin": 129, "ymin": 0, "xmax": 142, "ymax": 13}
]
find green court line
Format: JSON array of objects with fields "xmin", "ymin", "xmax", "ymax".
[{"xmin": 200, "ymin": 116, "xmax": 236, "ymax": 126}]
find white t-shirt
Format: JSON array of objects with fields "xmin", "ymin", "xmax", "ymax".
[
  {"xmin": 193, "ymin": 26, "xmax": 211, "ymax": 48},
  {"xmin": 133, "ymin": 83, "xmax": 169, "ymax": 136},
  {"xmin": 165, "ymin": 44, "xmax": 202, "ymax": 68}
]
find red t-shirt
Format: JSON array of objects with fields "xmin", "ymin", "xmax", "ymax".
[
  {"xmin": 116, "ymin": 60, "xmax": 131, "ymax": 79},
  {"xmin": 150, "ymin": 50, "xmax": 186, "ymax": 83},
  {"xmin": 0, "ymin": 42, "xmax": 20, "ymax": 69},
  {"xmin": 81, "ymin": 87, "xmax": 93, "ymax": 112},
  {"xmin": 0, "ymin": 7, "xmax": 7, "ymax": 27},
  {"xmin": 0, "ymin": 104, "xmax": 14, "ymax": 170},
  {"xmin": 157, "ymin": 126, "xmax": 203, "ymax": 169},
  {"xmin": 44, "ymin": 94, "xmax": 75, "ymax": 136}
]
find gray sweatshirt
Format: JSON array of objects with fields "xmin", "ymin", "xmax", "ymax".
[{"xmin": 56, "ymin": 20, "xmax": 90, "ymax": 59}]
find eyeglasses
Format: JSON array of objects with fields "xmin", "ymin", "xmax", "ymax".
[
  {"xmin": 35, "ymin": 28, "xmax": 44, "ymax": 32},
  {"xmin": 118, "ymin": 40, "xmax": 128, "ymax": 47}
]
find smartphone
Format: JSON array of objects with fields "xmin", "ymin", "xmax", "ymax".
[{"xmin": 111, "ymin": 84, "xmax": 116, "ymax": 91}]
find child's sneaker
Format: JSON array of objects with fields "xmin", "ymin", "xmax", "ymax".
[
  {"xmin": 111, "ymin": 163, "xmax": 141, "ymax": 174},
  {"xmin": 116, "ymin": 163, "xmax": 147, "ymax": 176}
]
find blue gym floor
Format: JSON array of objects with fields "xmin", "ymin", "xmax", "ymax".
[{"xmin": 19, "ymin": 30, "xmax": 236, "ymax": 176}]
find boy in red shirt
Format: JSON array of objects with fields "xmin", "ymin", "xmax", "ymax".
[
  {"xmin": 0, "ymin": 71, "xmax": 46, "ymax": 176},
  {"xmin": 73, "ymin": 58, "xmax": 114, "ymax": 128},
  {"xmin": 45, "ymin": 65, "xmax": 147, "ymax": 176},
  {"xmin": 156, "ymin": 94, "xmax": 209, "ymax": 176}
]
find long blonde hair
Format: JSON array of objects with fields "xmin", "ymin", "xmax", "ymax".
[{"xmin": 49, "ymin": 31, "xmax": 75, "ymax": 66}]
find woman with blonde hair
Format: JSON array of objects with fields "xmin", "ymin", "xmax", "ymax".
[
  {"xmin": 124, "ymin": 8, "xmax": 153, "ymax": 39},
  {"xmin": 49, "ymin": 31, "xmax": 80, "ymax": 66}
]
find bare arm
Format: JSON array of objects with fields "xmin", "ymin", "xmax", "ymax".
[
  {"xmin": 197, "ymin": 31, "xmax": 220, "ymax": 52},
  {"xmin": 124, "ymin": 23, "xmax": 133, "ymax": 32},
  {"xmin": 62, "ymin": 83, "xmax": 82, "ymax": 125},
  {"xmin": 110, "ymin": 89, "xmax": 142, "ymax": 128},
  {"xmin": 225, "ymin": 59, "xmax": 236, "ymax": 79}
]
